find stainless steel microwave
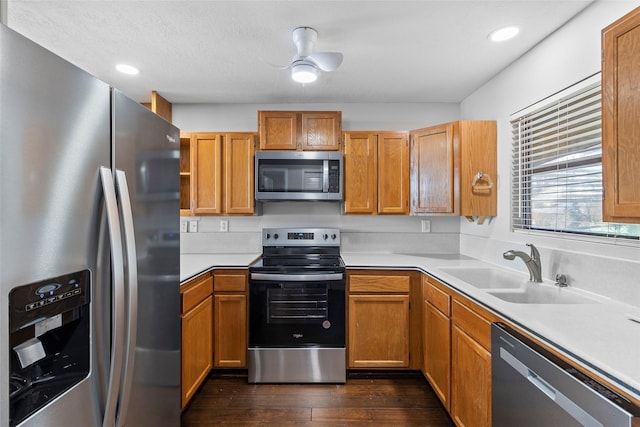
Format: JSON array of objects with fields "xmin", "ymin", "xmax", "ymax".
[{"xmin": 255, "ymin": 151, "xmax": 343, "ymax": 201}]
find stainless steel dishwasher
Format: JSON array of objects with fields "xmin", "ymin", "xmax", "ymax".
[{"xmin": 492, "ymin": 323, "xmax": 640, "ymax": 427}]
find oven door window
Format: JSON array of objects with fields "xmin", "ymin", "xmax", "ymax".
[
  {"xmin": 249, "ymin": 281, "xmax": 345, "ymax": 347},
  {"xmin": 268, "ymin": 286, "xmax": 328, "ymax": 323}
]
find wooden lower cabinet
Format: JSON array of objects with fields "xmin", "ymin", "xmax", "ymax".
[
  {"xmin": 213, "ymin": 270, "xmax": 248, "ymax": 368},
  {"xmin": 214, "ymin": 294, "xmax": 247, "ymax": 367},
  {"xmin": 423, "ymin": 298, "xmax": 451, "ymax": 410},
  {"xmin": 450, "ymin": 324, "xmax": 491, "ymax": 427},
  {"xmin": 347, "ymin": 270, "xmax": 421, "ymax": 369},
  {"xmin": 181, "ymin": 273, "xmax": 213, "ymax": 409},
  {"xmin": 421, "ymin": 275, "xmax": 494, "ymax": 427},
  {"xmin": 348, "ymin": 294, "xmax": 410, "ymax": 368}
]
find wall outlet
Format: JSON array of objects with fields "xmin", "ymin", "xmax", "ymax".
[
  {"xmin": 189, "ymin": 220, "xmax": 198, "ymax": 233},
  {"xmin": 220, "ymin": 220, "xmax": 228, "ymax": 232},
  {"xmin": 421, "ymin": 220, "xmax": 431, "ymax": 233},
  {"xmin": 180, "ymin": 221, "xmax": 188, "ymax": 233}
]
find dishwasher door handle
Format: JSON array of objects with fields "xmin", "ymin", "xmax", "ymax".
[{"xmin": 527, "ymin": 370, "xmax": 556, "ymax": 400}]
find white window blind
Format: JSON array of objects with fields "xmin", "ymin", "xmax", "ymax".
[{"xmin": 510, "ymin": 76, "xmax": 640, "ymax": 240}]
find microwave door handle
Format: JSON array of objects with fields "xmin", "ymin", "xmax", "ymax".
[{"xmin": 323, "ymin": 160, "xmax": 329, "ymax": 192}]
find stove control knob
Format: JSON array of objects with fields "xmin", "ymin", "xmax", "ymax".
[
  {"xmin": 266, "ymin": 233, "xmax": 271, "ymax": 240},
  {"xmin": 323, "ymin": 233, "xmax": 328, "ymax": 240},
  {"xmin": 331, "ymin": 234, "xmax": 337, "ymax": 240},
  {"xmin": 273, "ymin": 233, "xmax": 279, "ymax": 240}
]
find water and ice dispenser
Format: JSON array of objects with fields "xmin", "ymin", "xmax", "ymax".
[{"xmin": 8, "ymin": 270, "xmax": 91, "ymax": 426}]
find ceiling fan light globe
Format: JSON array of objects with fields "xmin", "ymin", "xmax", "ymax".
[{"xmin": 291, "ymin": 63, "xmax": 318, "ymax": 83}]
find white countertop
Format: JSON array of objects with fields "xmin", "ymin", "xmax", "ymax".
[
  {"xmin": 180, "ymin": 253, "xmax": 260, "ymax": 283},
  {"xmin": 180, "ymin": 251, "xmax": 640, "ymax": 403}
]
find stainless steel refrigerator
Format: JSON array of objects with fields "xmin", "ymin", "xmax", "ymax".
[{"xmin": 0, "ymin": 25, "xmax": 180, "ymax": 427}]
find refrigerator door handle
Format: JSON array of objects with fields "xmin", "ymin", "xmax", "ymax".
[
  {"xmin": 114, "ymin": 169, "xmax": 138, "ymax": 426},
  {"xmin": 99, "ymin": 167, "xmax": 126, "ymax": 427}
]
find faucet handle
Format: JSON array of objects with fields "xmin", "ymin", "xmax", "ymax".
[{"xmin": 526, "ymin": 243, "xmax": 540, "ymax": 261}]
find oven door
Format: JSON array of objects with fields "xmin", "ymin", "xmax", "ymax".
[{"xmin": 249, "ymin": 274, "xmax": 345, "ymax": 348}]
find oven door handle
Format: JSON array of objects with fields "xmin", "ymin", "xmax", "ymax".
[{"xmin": 250, "ymin": 272, "xmax": 344, "ymax": 282}]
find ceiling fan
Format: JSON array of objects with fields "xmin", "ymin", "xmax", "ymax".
[{"xmin": 285, "ymin": 26, "xmax": 343, "ymax": 83}]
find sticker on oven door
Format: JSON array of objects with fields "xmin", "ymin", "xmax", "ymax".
[{"xmin": 322, "ymin": 320, "xmax": 331, "ymax": 329}]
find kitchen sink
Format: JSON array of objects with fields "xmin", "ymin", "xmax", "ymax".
[
  {"xmin": 438, "ymin": 266, "xmax": 528, "ymax": 289},
  {"xmin": 487, "ymin": 285, "xmax": 599, "ymax": 305}
]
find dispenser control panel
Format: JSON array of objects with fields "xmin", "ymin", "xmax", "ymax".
[{"xmin": 9, "ymin": 269, "xmax": 90, "ymax": 332}]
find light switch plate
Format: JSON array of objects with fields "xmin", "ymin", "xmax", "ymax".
[
  {"xmin": 189, "ymin": 220, "xmax": 198, "ymax": 233},
  {"xmin": 421, "ymin": 220, "xmax": 431, "ymax": 233},
  {"xmin": 180, "ymin": 221, "xmax": 188, "ymax": 233}
]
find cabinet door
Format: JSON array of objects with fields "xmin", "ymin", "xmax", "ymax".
[
  {"xmin": 602, "ymin": 7, "xmax": 640, "ymax": 222},
  {"xmin": 300, "ymin": 112, "xmax": 342, "ymax": 150},
  {"xmin": 378, "ymin": 132, "xmax": 410, "ymax": 214},
  {"xmin": 459, "ymin": 121, "xmax": 497, "ymax": 217},
  {"xmin": 181, "ymin": 296, "xmax": 213, "ymax": 409},
  {"xmin": 258, "ymin": 111, "xmax": 298, "ymax": 150},
  {"xmin": 424, "ymin": 302, "xmax": 451, "ymax": 411},
  {"xmin": 410, "ymin": 124, "xmax": 455, "ymax": 214},
  {"xmin": 348, "ymin": 294, "xmax": 410, "ymax": 368},
  {"xmin": 451, "ymin": 325, "xmax": 491, "ymax": 427},
  {"xmin": 214, "ymin": 294, "xmax": 247, "ymax": 368},
  {"xmin": 191, "ymin": 133, "xmax": 222, "ymax": 214},
  {"xmin": 343, "ymin": 132, "xmax": 378, "ymax": 214},
  {"xmin": 224, "ymin": 133, "xmax": 255, "ymax": 214},
  {"xmin": 180, "ymin": 133, "xmax": 192, "ymax": 216}
]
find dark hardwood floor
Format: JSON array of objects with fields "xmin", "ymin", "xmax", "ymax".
[{"xmin": 181, "ymin": 371, "xmax": 455, "ymax": 426}]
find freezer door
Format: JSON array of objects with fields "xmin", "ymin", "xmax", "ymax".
[
  {"xmin": 112, "ymin": 90, "xmax": 181, "ymax": 426},
  {"xmin": 0, "ymin": 25, "xmax": 110, "ymax": 427}
]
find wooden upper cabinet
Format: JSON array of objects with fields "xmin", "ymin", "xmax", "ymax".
[
  {"xmin": 185, "ymin": 132, "xmax": 256, "ymax": 216},
  {"xmin": 191, "ymin": 133, "xmax": 222, "ymax": 215},
  {"xmin": 179, "ymin": 133, "xmax": 192, "ymax": 216},
  {"xmin": 258, "ymin": 110, "xmax": 342, "ymax": 151},
  {"xmin": 142, "ymin": 90, "xmax": 172, "ymax": 122},
  {"xmin": 602, "ymin": 6, "xmax": 640, "ymax": 223},
  {"xmin": 411, "ymin": 124, "xmax": 454, "ymax": 214},
  {"xmin": 378, "ymin": 132, "xmax": 410, "ymax": 214},
  {"xmin": 300, "ymin": 112, "xmax": 342, "ymax": 150},
  {"xmin": 258, "ymin": 111, "xmax": 298, "ymax": 150},
  {"xmin": 343, "ymin": 132, "xmax": 378, "ymax": 213},
  {"xmin": 224, "ymin": 133, "xmax": 255, "ymax": 214},
  {"xmin": 410, "ymin": 120, "xmax": 496, "ymax": 219},
  {"xmin": 343, "ymin": 131, "xmax": 409, "ymax": 215}
]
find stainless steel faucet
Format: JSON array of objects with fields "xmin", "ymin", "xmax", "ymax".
[{"xmin": 503, "ymin": 243, "xmax": 542, "ymax": 282}]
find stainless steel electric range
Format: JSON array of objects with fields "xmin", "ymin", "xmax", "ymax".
[{"xmin": 248, "ymin": 227, "xmax": 346, "ymax": 383}]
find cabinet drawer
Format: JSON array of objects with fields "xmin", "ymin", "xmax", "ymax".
[
  {"xmin": 214, "ymin": 271, "xmax": 247, "ymax": 292},
  {"xmin": 182, "ymin": 275, "xmax": 213, "ymax": 313},
  {"xmin": 451, "ymin": 299, "xmax": 491, "ymax": 350},
  {"xmin": 424, "ymin": 279, "xmax": 450, "ymax": 316},
  {"xmin": 349, "ymin": 275, "xmax": 410, "ymax": 293}
]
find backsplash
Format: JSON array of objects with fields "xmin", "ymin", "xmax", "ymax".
[{"xmin": 180, "ymin": 201, "xmax": 461, "ymax": 255}]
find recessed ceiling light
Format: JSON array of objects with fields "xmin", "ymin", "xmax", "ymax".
[
  {"xmin": 116, "ymin": 64, "xmax": 139, "ymax": 75},
  {"xmin": 488, "ymin": 26, "xmax": 520, "ymax": 42}
]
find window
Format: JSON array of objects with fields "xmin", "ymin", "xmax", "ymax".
[{"xmin": 510, "ymin": 75, "xmax": 640, "ymax": 240}]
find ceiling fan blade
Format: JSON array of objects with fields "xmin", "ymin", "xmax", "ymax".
[{"xmin": 307, "ymin": 51, "xmax": 343, "ymax": 72}]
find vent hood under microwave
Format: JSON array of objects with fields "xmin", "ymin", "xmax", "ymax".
[{"xmin": 255, "ymin": 151, "xmax": 343, "ymax": 201}]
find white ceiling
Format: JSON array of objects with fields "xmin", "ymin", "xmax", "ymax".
[{"xmin": 5, "ymin": 0, "xmax": 594, "ymax": 104}]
